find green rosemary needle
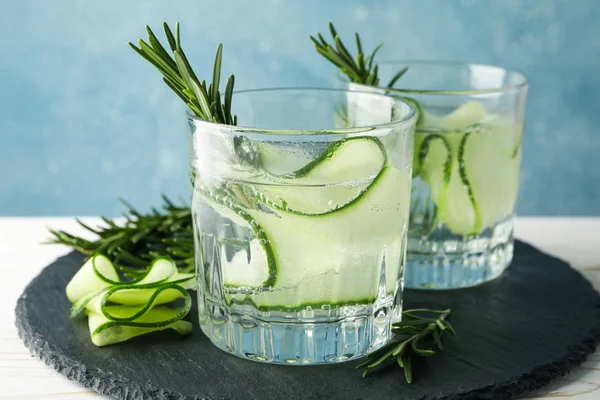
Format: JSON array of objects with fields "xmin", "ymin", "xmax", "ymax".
[{"xmin": 357, "ymin": 308, "xmax": 456, "ymax": 382}]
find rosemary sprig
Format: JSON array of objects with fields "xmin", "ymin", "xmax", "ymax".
[
  {"xmin": 47, "ymin": 196, "xmax": 194, "ymax": 276},
  {"xmin": 357, "ymin": 308, "xmax": 455, "ymax": 382},
  {"xmin": 130, "ymin": 22, "xmax": 264, "ymax": 166},
  {"xmin": 129, "ymin": 22, "xmax": 237, "ymax": 125},
  {"xmin": 310, "ymin": 22, "xmax": 408, "ymax": 88},
  {"xmin": 49, "ymin": 23, "xmax": 249, "ymax": 275}
]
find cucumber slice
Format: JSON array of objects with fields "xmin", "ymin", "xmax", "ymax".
[
  {"xmin": 256, "ymin": 137, "xmax": 386, "ymax": 215},
  {"xmin": 442, "ymin": 101, "xmax": 486, "ymax": 130},
  {"xmin": 437, "ymin": 143, "xmax": 478, "ymax": 235},
  {"xmin": 412, "ymin": 102, "xmax": 481, "ymax": 180},
  {"xmin": 88, "ymin": 306, "xmax": 192, "ymax": 347},
  {"xmin": 197, "ymin": 138, "xmax": 409, "ymax": 309},
  {"xmin": 256, "ymin": 142, "xmax": 313, "ymax": 176},
  {"xmin": 221, "ymin": 238, "xmax": 270, "ymax": 288},
  {"xmin": 416, "ymin": 131, "xmax": 478, "ymax": 235},
  {"xmin": 418, "ymin": 134, "xmax": 452, "ymax": 204},
  {"xmin": 426, "ymin": 130, "xmax": 520, "ymax": 236},
  {"xmin": 457, "ymin": 130, "xmax": 521, "ymax": 233},
  {"xmin": 66, "ymin": 255, "xmax": 194, "ymax": 346},
  {"xmin": 418, "ymin": 128, "xmax": 520, "ymax": 235},
  {"xmin": 412, "ymin": 131, "xmax": 426, "ymax": 177},
  {"xmin": 193, "ymin": 188, "xmax": 277, "ymax": 289},
  {"xmin": 66, "ymin": 254, "xmax": 120, "ymax": 303},
  {"xmin": 67, "ymin": 255, "xmax": 194, "ymax": 309},
  {"xmin": 416, "ymin": 102, "xmax": 521, "ymax": 235},
  {"xmin": 484, "ymin": 115, "xmax": 523, "ymax": 158},
  {"xmin": 239, "ymin": 166, "xmax": 410, "ymax": 309},
  {"xmin": 108, "ymin": 272, "xmax": 195, "ymax": 306}
]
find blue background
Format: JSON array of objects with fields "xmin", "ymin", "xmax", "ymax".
[{"xmin": 1, "ymin": 0, "xmax": 599, "ymax": 216}]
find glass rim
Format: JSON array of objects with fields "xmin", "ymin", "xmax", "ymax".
[
  {"xmin": 187, "ymin": 87, "xmax": 416, "ymax": 138},
  {"xmin": 339, "ymin": 60, "xmax": 529, "ymax": 95}
]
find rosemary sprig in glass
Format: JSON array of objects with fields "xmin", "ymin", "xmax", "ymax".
[
  {"xmin": 129, "ymin": 22, "xmax": 236, "ymax": 125},
  {"xmin": 310, "ymin": 22, "xmax": 408, "ymax": 88},
  {"xmin": 310, "ymin": 22, "xmax": 424, "ymax": 127},
  {"xmin": 357, "ymin": 308, "xmax": 455, "ymax": 382},
  {"xmin": 130, "ymin": 22, "xmax": 264, "ymax": 166}
]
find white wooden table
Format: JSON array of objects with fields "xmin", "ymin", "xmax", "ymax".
[{"xmin": 1, "ymin": 217, "xmax": 599, "ymax": 399}]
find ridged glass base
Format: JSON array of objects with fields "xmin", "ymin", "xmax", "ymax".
[
  {"xmin": 406, "ymin": 217, "xmax": 514, "ymax": 289},
  {"xmin": 198, "ymin": 297, "xmax": 400, "ymax": 365}
]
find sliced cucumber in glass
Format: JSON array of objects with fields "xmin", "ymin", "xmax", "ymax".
[
  {"xmin": 198, "ymin": 137, "xmax": 410, "ymax": 309},
  {"xmin": 245, "ymin": 166, "xmax": 409, "ymax": 309},
  {"xmin": 256, "ymin": 137, "xmax": 386, "ymax": 215},
  {"xmin": 416, "ymin": 102, "xmax": 522, "ymax": 235}
]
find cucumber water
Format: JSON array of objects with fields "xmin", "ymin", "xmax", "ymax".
[
  {"xmin": 413, "ymin": 101, "xmax": 522, "ymax": 236},
  {"xmin": 406, "ymin": 100, "xmax": 523, "ymax": 289},
  {"xmin": 188, "ymin": 87, "xmax": 416, "ymax": 364},
  {"xmin": 193, "ymin": 137, "xmax": 410, "ymax": 310}
]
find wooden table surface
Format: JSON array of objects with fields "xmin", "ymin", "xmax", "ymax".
[{"xmin": 1, "ymin": 217, "xmax": 599, "ymax": 399}]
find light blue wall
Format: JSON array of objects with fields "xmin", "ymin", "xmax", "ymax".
[{"xmin": 1, "ymin": 0, "xmax": 599, "ymax": 216}]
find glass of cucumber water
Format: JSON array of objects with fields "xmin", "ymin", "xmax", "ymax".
[
  {"xmin": 341, "ymin": 62, "xmax": 529, "ymax": 289},
  {"xmin": 189, "ymin": 88, "xmax": 416, "ymax": 364}
]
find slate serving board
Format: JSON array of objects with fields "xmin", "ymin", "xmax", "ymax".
[{"xmin": 15, "ymin": 240, "xmax": 600, "ymax": 400}]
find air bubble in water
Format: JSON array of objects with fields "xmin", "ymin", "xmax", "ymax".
[{"xmin": 259, "ymin": 239, "xmax": 267, "ymax": 245}]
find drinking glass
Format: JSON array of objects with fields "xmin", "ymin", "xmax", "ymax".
[
  {"xmin": 188, "ymin": 88, "xmax": 416, "ymax": 364},
  {"xmin": 340, "ymin": 62, "xmax": 529, "ymax": 289}
]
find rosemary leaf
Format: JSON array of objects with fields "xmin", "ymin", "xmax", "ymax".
[
  {"xmin": 173, "ymin": 50, "xmax": 197, "ymax": 99},
  {"xmin": 402, "ymin": 354, "xmax": 413, "ymax": 383},
  {"xmin": 387, "ymin": 66, "xmax": 409, "ymax": 88},
  {"xmin": 138, "ymin": 39, "xmax": 182, "ymax": 85},
  {"xmin": 224, "ymin": 75, "xmax": 234, "ymax": 124},
  {"xmin": 145, "ymin": 25, "xmax": 177, "ymax": 71},
  {"xmin": 191, "ymin": 79, "xmax": 213, "ymax": 120},
  {"xmin": 356, "ymin": 308, "xmax": 455, "ymax": 383},
  {"xmin": 355, "ymin": 32, "xmax": 363, "ymax": 57},
  {"xmin": 163, "ymin": 22, "xmax": 177, "ymax": 52},
  {"xmin": 175, "ymin": 22, "xmax": 181, "ymax": 51},
  {"xmin": 162, "ymin": 77, "xmax": 192, "ymax": 105},
  {"xmin": 211, "ymin": 44, "xmax": 223, "ymax": 103},
  {"xmin": 334, "ymin": 36, "xmax": 357, "ymax": 71}
]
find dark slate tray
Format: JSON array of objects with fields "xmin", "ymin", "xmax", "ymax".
[{"xmin": 15, "ymin": 240, "xmax": 600, "ymax": 400}]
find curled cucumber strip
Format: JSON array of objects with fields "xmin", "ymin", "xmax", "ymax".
[
  {"xmin": 67, "ymin": 255, "xmax": 177, "ymax": 302},
  {"xmin": 89, "ymin": 308, "xmax": 193, "ymax": 347},
  {"xmin": 98, "ymin": 283, "xmax": 191, "ymax": 322},
  {"xmin": 65, "ymin": 254, "xmax": 195, "ymax": 346}
]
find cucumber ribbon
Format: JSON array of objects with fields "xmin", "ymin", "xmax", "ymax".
[{"xmin": 66, "ymin": 254, "xmax": 196, "ymax": 346}]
